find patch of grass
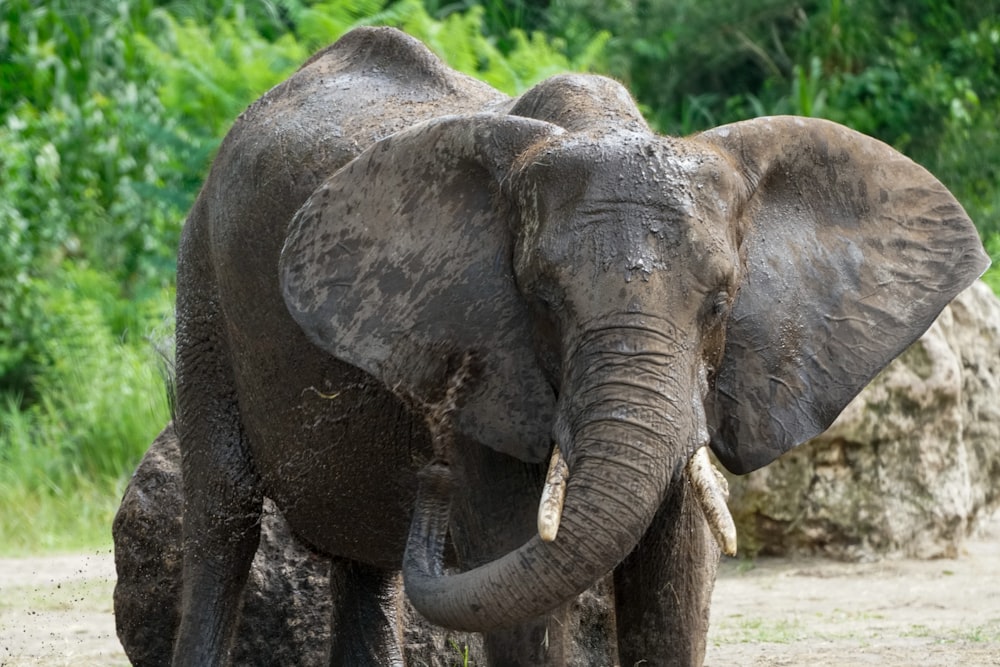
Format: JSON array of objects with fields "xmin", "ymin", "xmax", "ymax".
[
  {"xmin": 904, "ymin": 622, "xmax": 1000, "ymax": 644},
  {"xmin": 961, "ymin": 623, "xmax": 1000, "ymax": 643},
  {"xmin": 717, "ymin": 615, "xmax": 805, "ymax": 644},
  {"xmin": 0, "ymin": 477, "xmax": 130, "ymax": 555},
  {"xmin": 715, "ymin": 606, "xmax": 904, "ymax": 648},
  {"xmin": 826, "ymin": 608, "xmax": 886, "ymax": 623},
  {"xmin": 449, "ymin": 640, "xmax": 474, "ymax": 667}
]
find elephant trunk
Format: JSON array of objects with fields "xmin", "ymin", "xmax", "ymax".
[{"xmin": 403, "ymin": 320, "xmax": 695, "ymax": 631}]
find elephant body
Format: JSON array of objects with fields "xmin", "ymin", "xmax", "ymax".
[
  {"xmin": 170, "ymin": 27, "xmax": 989, "ymax": 666},
  {"xmin": 178, "ymin": 29, "xmax": 503, "ymax": 566},
  {"xmin": 175, "ymin": 28, "xmax": 594, "ymax": 665}
]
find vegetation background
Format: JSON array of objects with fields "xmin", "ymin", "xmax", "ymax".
[{"xmin": 1, "ymin": 0, "xmax": 998, "ymax": 554}]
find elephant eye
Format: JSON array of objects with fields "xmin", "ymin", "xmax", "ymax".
[{"xmin": 710, "ymin": 291, "xmax": 730, "ymax": 319}]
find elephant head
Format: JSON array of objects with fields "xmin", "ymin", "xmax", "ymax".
[{"xmin": 278, "ymin": 80, "xmax": 989, "ymax": 631}]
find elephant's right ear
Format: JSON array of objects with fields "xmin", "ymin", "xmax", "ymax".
[{"xmin": 280, "ymin": 115, "xmax": 563, "ymax": 463}]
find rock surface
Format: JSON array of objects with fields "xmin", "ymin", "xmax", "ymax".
[
  {"xmin": 113, "ymin": 424, "xmax": 615, "ymax": 666},
  {"xmin": 113, "ymin": 423, "xmax": 335, "ymax": 666},
  {"xmin": 726, "ymin": 281, "xmax": 1000, "ymax": 560}
]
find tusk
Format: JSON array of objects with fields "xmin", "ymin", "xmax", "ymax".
[
  {"xmin": 537, "ymin": 444, "xmax": 569, "ymax": 542},
  {"xmin": 686, "ymin": 446, "xmax": 738, "ymax": 557}
]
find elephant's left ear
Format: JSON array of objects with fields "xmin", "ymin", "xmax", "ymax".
[
  {"xmin": 280, "ymin": 114, "xmax": 563, "ymax": 463},
  {"xmin": 699, "ymin": 116, "xmax": 990, "ymax": 474}
]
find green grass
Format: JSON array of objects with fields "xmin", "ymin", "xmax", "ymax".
[
  {"xmin": 0, "ymin": 271, "xmax": 172, "ymax": 555},
  {"xmin": 449, "ymin": 640, "xmax": 474, "ymax": 667},
  {"xmin": 904, "ymin": 622, "xmax": 1000, "ymax": 644},
  {"xmin": 0, "ymin": 377, "xmax": 169, "ymax": 555},
  {"xmin": 715, "ymin": 615, "xmax": 806, "ymax": 644},
  {"xmin": 0, "ymin": 457, "xmax": 139, "ymax": 555},
  {"xmin": 960, "ymin": 624, "xmax": 1000, "ymax": 643}
]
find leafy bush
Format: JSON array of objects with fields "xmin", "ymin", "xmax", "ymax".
[
  {"xmin": 1, "ymin": 0, "xmax": 180, "ymax": 552},
  {"xmin": 135, "ymin": 11, "xmax": 310, "ymax": 141},
  {"xmin": 137, "ymin": 0, "xmax": 607, "ymax": 138},
  {"xmin": 376, "ymin": 0, "xmax": 607, "ymax": 94},
  {"xmin": 0, "ymin": 1, "xmax": 184, "ymax": 398}
]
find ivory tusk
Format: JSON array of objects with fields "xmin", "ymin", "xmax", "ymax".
[
  {"xmin": 686, "ymin": 446, "xmax": 738, "ymax": 557},
  {"xmin": 537, "ymin": 444, "xmax": 569, "ymax": 542}
]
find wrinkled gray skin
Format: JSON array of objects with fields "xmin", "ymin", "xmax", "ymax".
[{"xmin": 172, "ymin": 26, "xmax": 989, "ymax": 666}]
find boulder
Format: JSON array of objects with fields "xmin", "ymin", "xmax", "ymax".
[
  {"xmin": 113, "ymin": 424, "xmax": 615, "ymax": 665},
  {"xmin": 113, "ymin": 423, "xmax": 335, "ymax": 666},
  {"xmin": 726, "ymin": 281, "xmax": 1000, "ymax": 560}
]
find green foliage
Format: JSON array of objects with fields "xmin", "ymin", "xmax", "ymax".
[
  {"xmin": 381, "ymin": 0, "xmax": 606, "ymax": 94},
  {"xmin": 0, "ymin": 266, "xmax": 172, "ymax": 554},
  {"xmin": 290, "ymin": 0, "xmax": 395, "ymax": 48},
  {"xmin": 134, "ymin": 10, "xmax": 310, "ymax": 140},
  {"xmin": 1, "ymin": 0, "xmax": 179, "ymax": 551},
  {"xmin": 136, "ymin": 0, "xmax": 606, "ymax": 135},
  {"xmin": 448, "ymin": 639, "xmax": 474, "ymax": 667},
  {"xmin": 424, "ymin": 0, "xmax": 553, "ymax": 47},
  {"xmin": 0, "ymin": 0, "xmax": 185, "ymax": 397}
]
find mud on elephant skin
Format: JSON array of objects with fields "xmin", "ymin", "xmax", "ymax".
[{"xmin": 160, "ymin": 25, "xmax": 989, "ymax": 666}]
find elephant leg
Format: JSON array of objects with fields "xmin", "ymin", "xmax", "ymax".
[
  {"xmin": 613, "ymin": 471, "xmax": 721, "ymax": 667},
  {"xmin": 447, "ymin": 441, "xmax": 570, "ymax": 666},
  {"xmin": 171, "ymin": 260, "xmax": 264, "ymax": 665},
  {"xmin": 329, "ymin": 559, "xmax": 404, "ymax": 666},
  {"xmin": 171, "ymin": 406, "xmax": 263, "ymax": 665}
]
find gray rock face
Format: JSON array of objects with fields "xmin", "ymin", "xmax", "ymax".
[
  {"xmin": 113, "ymin": 424, "xmax": 615, "ymax": 665},
  {"xmin": 726, "ymin": 281, "xmax": 1000, "ymax": 560}
]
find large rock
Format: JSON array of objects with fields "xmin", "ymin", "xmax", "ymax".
[
  {"xmin": 113, "ymin": 423, "xmax": 336, "ymax": 666},
  {"xmin": 726, "ymin": 281, "xmax": 1000, "ymax": 560},
  {"xmin": 113, "ymin": 424, "xmax": 615, "ymax": 665}
]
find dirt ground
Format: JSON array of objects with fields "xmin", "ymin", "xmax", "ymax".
[
  {"xmin": 704, "ymin": 509, "xmax": 1000, "ymax": 667},
  {"xmin": 1, "ymin": 511, "xmax": 998, "ymax": 666}
]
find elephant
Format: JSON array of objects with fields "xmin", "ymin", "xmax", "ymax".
[{"xmin": 168, "ymin": 25, "xmax": 989, "ymax": 666}]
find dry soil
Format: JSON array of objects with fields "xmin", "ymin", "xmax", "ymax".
[{"xmin": 1, "ymin": 511, "xmax": 998, "ymax": 666}]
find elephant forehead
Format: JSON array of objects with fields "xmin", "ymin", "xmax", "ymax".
[
  {"xmin": 527, "ymin": 133, "xmax": 738, "ymax": 214},
  {"xmin": 514, "ymin": 132, "xmax": 743, "ymax": 288}
]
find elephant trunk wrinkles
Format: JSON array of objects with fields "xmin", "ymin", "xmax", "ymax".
[{"xmin": 403, "ymin": 322, "xmax": 693, "ymax": 631}]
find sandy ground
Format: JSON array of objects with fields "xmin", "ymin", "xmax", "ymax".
[
  {"xmin": 0, "ymin": 549, "xmax": 126, "ymax": 667},
  {"xmin": 1, "ymin": 512, "xmax": 998, "ymax": 666},
  {"xmin": 704, "ymin": 509, "xmax": 1000, "ymax": 667}
]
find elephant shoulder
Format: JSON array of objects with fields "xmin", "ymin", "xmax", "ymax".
[
  {"xmin": 237, "ymin": 27, "xmax": 505, "ymax": 148},
  {"xmin": 199, "ymin": 28, "xmax": 508, "ymax": 261},
  {"xmin": 297, "ymin": 26, "xmax": 482, "ymax": 97}
]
